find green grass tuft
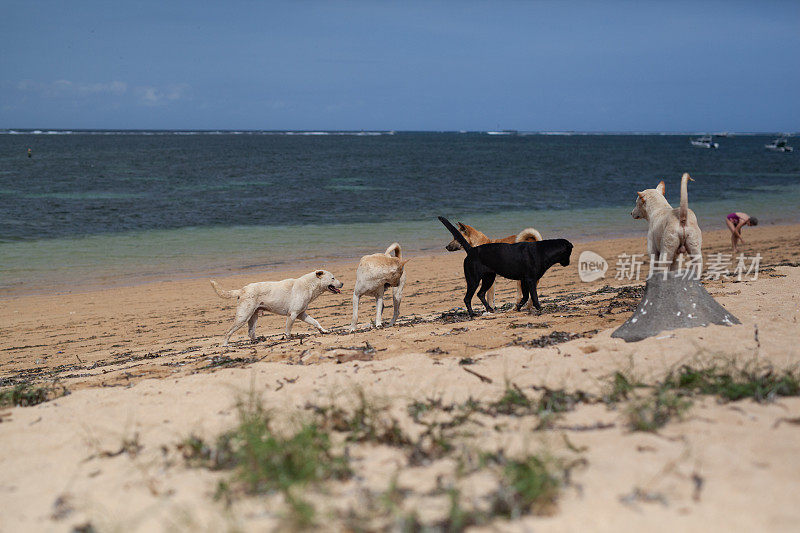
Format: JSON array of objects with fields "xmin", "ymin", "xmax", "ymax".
[
  {"xmin": 181, "ymin": 392, "xmax": 351, "ymax": 506},
  {"xmin": 488, "ymin": 454, "xmax": 562, "ymax": 517},
  {"xmin": 626, "ymin": 386, "xmax": 692, "ymax": 432},
  {"xmin": 664, "ymin": 363, "xmax": 800, "ymax": 403},
  {"xmin": 492, "ymin": 383, "xmax": 533, "ymax": 415},
  {"xmin": 603, "ymin": 371, "xmax": 644, "ymax": 405},
  {"xmin": 0, "ymin": 382, "xmax": 68, "ymax": 408},
  {"xmin": 310, "ymin": 390, "xmax": 413, "ymax": 447}
]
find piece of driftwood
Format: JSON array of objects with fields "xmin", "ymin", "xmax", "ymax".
[{"xmin": 611, "ymin": 272, "xmax": 740, "ymax": 342}]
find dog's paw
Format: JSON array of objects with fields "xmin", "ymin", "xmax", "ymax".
[{"xmin": 319, "ymin": 328, "xmax": 329, "ymax": 334}]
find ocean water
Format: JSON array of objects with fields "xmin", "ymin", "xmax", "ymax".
[{"xmin": 1, "ymin": 131, "xmax": 798, "ymax": 295}]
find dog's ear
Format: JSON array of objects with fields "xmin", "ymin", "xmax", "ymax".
[
  {"xmin": 457, "ymin": 222, "xmax": 467, "ymax": 231},
  {"xmin": 315, "ymin": 270, "xmax": 324, "ymax": 278},
  {"xmin": 656, "ymin": 181, "xmax": 665, "ymax": 195},
  {"xmin": 637, "ymin": 191, "xmax": 646, "ymax": 202}
]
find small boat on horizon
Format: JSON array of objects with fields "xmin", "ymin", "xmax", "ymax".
[
  {"xmin": 765, "ymin": 137, "xmax": 793, "ymax": 152},
  {"xmin": 690, "ymin": 135, "xmax": 719, "ymax": 149}
]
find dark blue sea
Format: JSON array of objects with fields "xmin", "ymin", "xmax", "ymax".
[{"xmin": 1, "ymin": 131, "xmax": 798, "ymax": 294}]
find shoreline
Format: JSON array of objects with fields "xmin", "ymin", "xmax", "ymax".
[{"xmin": 2, "ymin": 217, "xmax": 799, "ymax": 299}]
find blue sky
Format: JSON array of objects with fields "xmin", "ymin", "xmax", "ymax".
[{"xmin": 1, "ymin": 1, "xmax": 798, "ymax": 131}]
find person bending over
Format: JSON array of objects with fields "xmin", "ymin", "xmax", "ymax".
[{"xmin": 726, "ymin": 212, "xmax": 757, "ymax": 253}]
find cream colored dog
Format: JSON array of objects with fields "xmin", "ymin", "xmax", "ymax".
[
  {"xmin": 211, "ymin": 270, "xmax": 343, "ymax": 345},
  {"xmin": 630, "ymin": 172, "xmax": 702, "ymax": 269},
  {"xmin": 350, "ymin": 243, "xmax": 409, "ymax": 331}
]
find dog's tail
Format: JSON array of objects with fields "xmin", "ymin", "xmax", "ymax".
[
  {"xmin": 384, "ymin": 242, "xmax": 402, "ymax": 258},
  {"xmin": 210, "ymin": 280, "xmax": 240, "ymax": 299},
  {"xmin": 679, "ymin": 172, "xmax": 693, "ymax": 226},
  {"xmin": 515, "ymin": 227, "xmax": 542, "ymax": 242},
  {"xmin": 438, "ymin": 216, "xmax": 472, "ymax": 252}
]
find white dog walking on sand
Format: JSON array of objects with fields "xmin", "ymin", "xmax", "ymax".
[
  {"xmin": 350, "ymin": 243, "xmax": 409, "ymax": 331},
  {"xmin": 630, "ymin": 172, "xmax": 702, "ymax": 270},
  {"xmin": 211, "ymin": 270, "xmax": 343, "ymax": 345}
]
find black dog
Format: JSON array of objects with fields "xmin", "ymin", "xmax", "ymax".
[{"xmin": 439, "ymin": 216, "xmax": 572, "ymax": 316}]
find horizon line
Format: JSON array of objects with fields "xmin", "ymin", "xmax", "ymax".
[{"xmin": 1, "ymin": 128, "xmax": 796, "ymax": 135}]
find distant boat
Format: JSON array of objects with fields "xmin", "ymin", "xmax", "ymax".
[
  {"xmin": 765, "ymin": 137, "xmax": 794, "ymax": 152},
  {"xmin": 486, "ymin": 130, "xmax": 518, "ymax": 136},
  {"xmin": 690, "ymin": 135, "xmax": 719, "ymax": 149}
]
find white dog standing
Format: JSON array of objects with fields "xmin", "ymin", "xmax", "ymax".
[
  {"xmin": 211, "ymin": 270, "xmax": 343, "ymax": 345},
  {"xmin": 631, "ymin": 172, "xmax": 702, "ymax": 270},
  {"xmin": 350, "ymin": 243, "xmax": 409, "ymax": 331}
]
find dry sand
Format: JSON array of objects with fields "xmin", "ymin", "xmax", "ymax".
[{"xmin": 1, "ymin": 224, "xmax": 799, "ymax": 531}]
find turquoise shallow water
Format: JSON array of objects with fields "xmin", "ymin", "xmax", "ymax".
[
  {"xmin": 2, "ymin": 183, "xmax": 799, "ymax": 295},
  {"xmin": 1, "ymin": 132, "xmax": 798, "ymax": 295}
]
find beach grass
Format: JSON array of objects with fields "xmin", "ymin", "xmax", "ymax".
[{"xmin": 0, "ymin": 382, "xmax": 68, "ymax": 408}]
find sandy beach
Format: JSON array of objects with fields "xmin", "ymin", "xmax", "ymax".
[{"xmin": 1, "ymin": 223, "xmax": 800, "ymax": 531}]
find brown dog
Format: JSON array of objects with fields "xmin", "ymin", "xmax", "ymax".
[{"xmin": 445, "ymin": 222, "xmax": 543, "ymax": 309}]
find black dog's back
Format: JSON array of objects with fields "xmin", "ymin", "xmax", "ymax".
[{"xmin": 470, "ymin": 240, "xmax": 572, "ymax": 280}]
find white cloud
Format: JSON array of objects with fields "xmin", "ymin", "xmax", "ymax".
[
  {"xmin": 17, "ymin": 79, "xmax": 128, "ymax": 97},
  {"xmin": 134, "ymin": 84, "xmax": 187, "ymax": 106},
  {"xmin": 13, "ymin": 79, "xmax": 188, "ymax": 107}
]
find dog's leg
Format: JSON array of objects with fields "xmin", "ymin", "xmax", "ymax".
[
  {"xmin": 661, "ymin": 247, "xmax": 678, "ymax": 271},
  {"xmin": 463, "ymin": 259, "xmax": 481, "ymax": 317},
  {"xmin": 375, "ymin": 293, "xmax": 384, "ymax": 327},
  {"xmin": 686, "ymin": 233, "xmax": 703, "ymax": 272},
  {"xmin": 284, "ymin": 312, "xmax": 299, "ymax": 339},
  {"xmin": 389, "ymin": 283, "xmax": 403, "ymax": 327},
  {"xmin": 464, "ymin": 278, "xmax": 480, "ymax": 317},
  {"xmin": 516, "ymin": 280, "xmax": 533, "ymax": 310},
  {"xmin": 477, "ymin": 273, "xmax": 496, "ymax": 314},
  {"xmin": 351, "ymin": 293, "xmax": 361, "ymax": 331},
  {"xmin": 487, "ymin": 283, "xmax": 496, "ymax": 309},
  {"xmin": 350, "ymin": 292, "xmax": 360, "ymax": 332},
  {"xmin": 222, "ymin": 301, "xmax": 258, "ymax": 346},
  {"xmin": 298, "ymin": 311, "xmax": 327, "ymax": 334},
  {"xmin": 529, "ymin": 279, "xmax": 542, "ymax": 312},
  {"xmin": 247, "ymin": 311, "xmax": 259, "ymax": 342},
  {"xmin": 516, "ymin": 279, "xmax": 530, "ymax": 311}
]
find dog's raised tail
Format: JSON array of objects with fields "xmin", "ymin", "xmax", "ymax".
[
  {"xmin": 438, "ymin": 216, "xmax": 472, "ymax": 252},
  {"xmin": 384, "ymin": 242, "xmax": 402, "ymax": 258},
  {"xmin": 515, "ymin": 227, "xmax": 542, "ymax": 242},
  {"xmin": 210, "ymin": 280, "xmax": 240, "ymax": 299},
  {"xmin": 679, "ymin": 172, "xmax": 694, "ymax": 226}
]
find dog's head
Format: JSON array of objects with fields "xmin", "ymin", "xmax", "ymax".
[
  {"xmin": 559, "ymin": 241, "xmax": 573, "ymax": 267},
  {"xmin": 445, "ymin": 222, "xmax": 470, "ymax": 251},
  {"xmin": 444, "ymin": 222, "xmax": 485, "ymax": 251},
  {"xmin": 315, "ymin": 270, "xmax": 343, "ymax": 294},
  {"xmin": 630, "ymin": 181, "xmax": 665, "ymax": 219}
]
